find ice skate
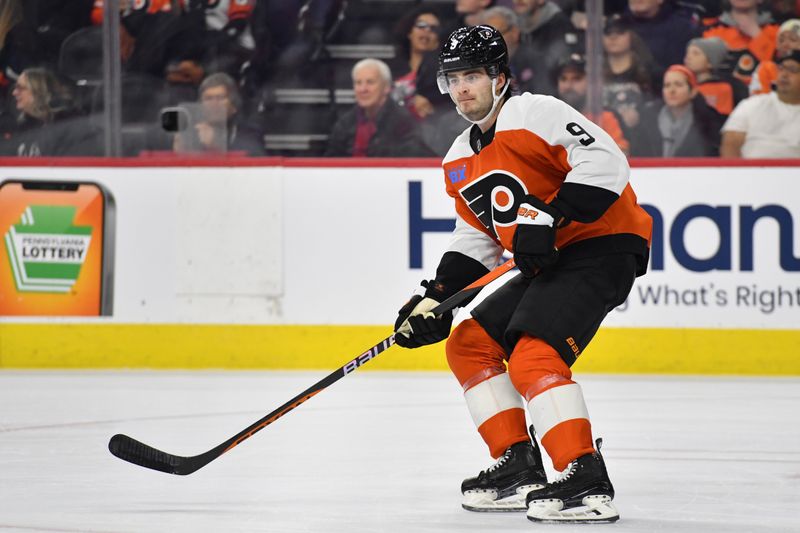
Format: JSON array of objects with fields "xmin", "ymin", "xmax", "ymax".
[
  {"xmin": 461, "ymin": 430, "xmax": 547, "ymax": 512},
  {"xmin": 526, "ymin": 438, "xmax": 619, "ymax": 523}
]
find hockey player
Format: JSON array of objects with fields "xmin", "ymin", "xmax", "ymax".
[{"xmin": 394, "ymin": 25, "xmax": 652, "ymax": 523}]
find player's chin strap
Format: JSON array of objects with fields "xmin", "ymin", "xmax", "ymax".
[{"xmin": 453, "ymin": 77, "xmax": 510, "ymax": 127}]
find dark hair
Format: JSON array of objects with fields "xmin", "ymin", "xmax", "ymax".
[
  {"xmin": 603, "ymin": 29, "xmax": 658, "ymax": 93},
  {"xmin": 393, "ymin": 6, "xmax": 443, "ymax": 62}
]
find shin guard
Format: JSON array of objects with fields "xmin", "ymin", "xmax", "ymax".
[
  {"xmin": 508, "ymin": 335, "xmax": 595, "ymax": 471},
  {"xmin": 447, "ymin": 319, "xmax": 529, "ymax": 457}
]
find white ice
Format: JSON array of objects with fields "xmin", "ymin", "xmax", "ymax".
[{"xmin": 1, "ymin": 370, "xmax": 798, "ymax": 533}]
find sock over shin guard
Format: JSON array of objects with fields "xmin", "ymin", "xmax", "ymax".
[
  {"xmin": 446, "ymin": 319, "xmax": 529, "ymax": 457},
  {"xmin": 508, "ymin": 335, "xmax": 595, "ymax": 471}
]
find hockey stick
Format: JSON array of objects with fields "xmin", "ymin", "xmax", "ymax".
[{"xmin": 108, "ymin": 258, "xmax": 516, "ymax": 475}]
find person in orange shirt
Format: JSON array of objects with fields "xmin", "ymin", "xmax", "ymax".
[
  {"xmin": 702, "ymin": 0, "xmax": 780, "ymax": 84},
  {"xmin": 750, "ymin": 18, "xmax": 800, "ymax": 94},
  {"xmin": 555, "ymin": 53, "xmax": 630, "ymax": 155},
  {"xmin": 394, "ymin": 25, "xmax": 651, "ymax": 524}
]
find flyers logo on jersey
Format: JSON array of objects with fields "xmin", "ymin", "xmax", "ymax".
[{"xmin": 459, "ymin": 171, "xmax": 527, "ymax": 239}]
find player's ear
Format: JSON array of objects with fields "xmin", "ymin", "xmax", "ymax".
[{"xmin": 496, "ymin": 72, "xmax": 507, "ymax": 96}]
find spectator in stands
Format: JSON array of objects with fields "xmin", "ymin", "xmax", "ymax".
[
  {"xmin": 636, "ymin": 64, "xmax": 726, "ymax": 156},
  {"xmin": 390, "ymin": 7, "xmax": 442, "ymax": 119},
  {"xmin": 702, "ymin": 0, "xmax": 781, "ymax": 84},
  {"xmin": 764, "ymin": 0, "xmax": 798, "ymax": 23},
  {"xmin": 750, "ymin": 18, "xmax": 800, "ymax": 94},
  {"xmin": 173, "ymin": 72, "xmax": 264, "ymax": 156},
  {"xmin": 2, "ymin": 67, "xmax": 101, "ymax": 156},
  {"xmin": 477, "ymin": 5, "xmax": 552, "ymax": 95},
  {"xmin": 456, "ymin": 0, "xmax": 496, "ymax": 27},
  {"xmin": 602, "ymin": 14, "xmax": 663, "ymax": 148},
  {"xmin": 685, "ymin": 36, "xmax": 749, "ymax": 114},
  {"xmin": 512, "ymin": 0, "xmax": 577, "ymax": 95},
  {"xmin": 0, "ymin": 0, "xmax": 31, "ymax": 89},
  {"xmin": 325, "ymin": 58, "xmax": 432, "ymax": 157},
  {"xmin": 556, "ymin": 53, "xmax": 631, "ymax": 154},
  {"xmin": 24, "ymin": 0, "xmax": 94, "ymax": 68},
  {"xmin": 92, "ymin": 0, "xmax": 205, "ymax": 101},
  {"xmin": 187, "ymin": 0, "xmax": 256, "ymax": 76},
  {"xmin": 624, "ymin": 0, "xmax": 703, "ymax": 70},
  {"xmin": 721, "ymin": 49, "xmax": 800, "ymax": 157}
]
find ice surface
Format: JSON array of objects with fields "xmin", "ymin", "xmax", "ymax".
[{"xmin": 1, "ymin": 371, "xmax": 798, "ymax": 533}]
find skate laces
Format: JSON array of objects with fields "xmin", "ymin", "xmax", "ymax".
[
  {"xmin": 486, "ymin": 447, "xmax": 513, "ymax": 473},
  {"xmin": 552, "ymin": 460, "xmax": 577, "ymax": 484}
]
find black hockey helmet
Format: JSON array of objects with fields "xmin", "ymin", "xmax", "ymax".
[{"xmin": 437, "ymin": 25, "xmax": 509, "ymax": 94}]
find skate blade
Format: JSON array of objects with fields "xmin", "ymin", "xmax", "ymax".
[
  {"xmin": 527, "ymin": 494, "xmax": 620, "ymax": 523},
  {"xmin": 462, "ymin": 484, "xmax": 544, "ymax": 513}
]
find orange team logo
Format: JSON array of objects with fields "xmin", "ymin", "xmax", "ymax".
[{"xmin": 517, "ymin": 207, "xmax": 540, "ymax": 220}]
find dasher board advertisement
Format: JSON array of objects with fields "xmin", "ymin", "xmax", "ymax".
[{"xmin": 0, "ymin": 180, "xmax": 115, "ymax": 316}]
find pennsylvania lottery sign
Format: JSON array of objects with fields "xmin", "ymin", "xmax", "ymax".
[
  {"xmin": 0, "ymin": 180, "xmax": 114, "ymax": 316},
  {"xmin": 4, "ymin": 205, "xmax": 92, "ymax": 293}
]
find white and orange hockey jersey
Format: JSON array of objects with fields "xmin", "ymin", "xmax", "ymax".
[{"xmin": 439, "ymin": 93, "xmax": 652, "ymax": 276}]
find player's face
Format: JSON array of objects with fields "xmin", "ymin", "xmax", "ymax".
[
  {"xmin": 684, "ymin": 44, "xmax": 710, "ymax": 73},
  {"xmin": 776, "ymin": 29, "xmax": 800, "ymax": 57},
  {"xmin": 446, "ymin": 68, "xmax": 496, "ymax": 121},
  {"xmin": 353, "ymin": 65, "xmax": 390, "ymax": 112},
  {"xmin": 776, "ymin": 59, "xmax": 800, "ymax": 101},
  {"xmin": 408, "ymin": 13, "xmax": 440, "ymax": 54},
  {"xmin": 662, "ymin": 71, "xmax": 694, "ymax": 108}
]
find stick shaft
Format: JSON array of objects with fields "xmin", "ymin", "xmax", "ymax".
[{"xmin": 109, "ymin": 259, "xmax": 516, "ymax": 474}]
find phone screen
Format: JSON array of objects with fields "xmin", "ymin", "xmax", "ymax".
[{"xmin": 0, "ymin": 180, "xmax": 114, "ymax": 316}]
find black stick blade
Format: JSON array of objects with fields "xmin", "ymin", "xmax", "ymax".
[{"xmin": 109, "ymin": 434, "xmax": 190, "ymax": 475}]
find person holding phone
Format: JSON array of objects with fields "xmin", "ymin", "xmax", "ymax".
[{"xmin": 172, "ymin": 72, "xmax": 264, "ymax": 156}]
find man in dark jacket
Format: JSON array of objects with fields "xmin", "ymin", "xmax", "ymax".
[
  {"xmin": 625, "ymin": 0, "xmax": 702, "ymax": 71},
  {"xmin": 325, "ymin": 58, "xmax": 433, "ymax": 157}
]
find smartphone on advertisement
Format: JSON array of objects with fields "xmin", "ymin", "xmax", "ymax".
[{"xmin": 0, "ymin": 180, "xmax": 115, "ymax": 316}]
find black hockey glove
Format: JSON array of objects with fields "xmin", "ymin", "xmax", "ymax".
[
  {"xmin": 394, "ymin": 281, "xmax": 454, "ymax": 349},
  {"xmin": 512, "ymin": 195, "xmax": 566, "ymax": 278}
]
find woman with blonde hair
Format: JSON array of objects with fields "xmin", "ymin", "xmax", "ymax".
[{"xmin": 4, "ymin": 67, "xmax": 100, "ymax": 156}]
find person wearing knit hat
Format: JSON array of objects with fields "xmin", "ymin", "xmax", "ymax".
[
  {"xmin": 688, "ymin": 37, "xmax": 729, "ymax": 73},
  {"xmin": 685, "ymin": 37, "xmax": 749, "ymax": 115},
  {"xmin": 632, "ymin": 64, "xmax": 726, "ymax": 157},
  {"xmin": 750, "ymin": 19, "xmax": 800, "ymax": 95}
]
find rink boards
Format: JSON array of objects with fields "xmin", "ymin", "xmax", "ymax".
[{"xmin": 1, "ymin": 158, "xmax": 798, "ymax": 375}]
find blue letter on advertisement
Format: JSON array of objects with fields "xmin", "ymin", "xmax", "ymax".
[
  {"xmin": 739, "ymin": 205, "xmax": 800, "ymax": 271},
  {"xmin": 671, "ymin": 205, "xmax": 731, "ymax": 271},
  {"xmin": 408, "ymin": 181, "xmax": 455, "ymax": 268}
]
